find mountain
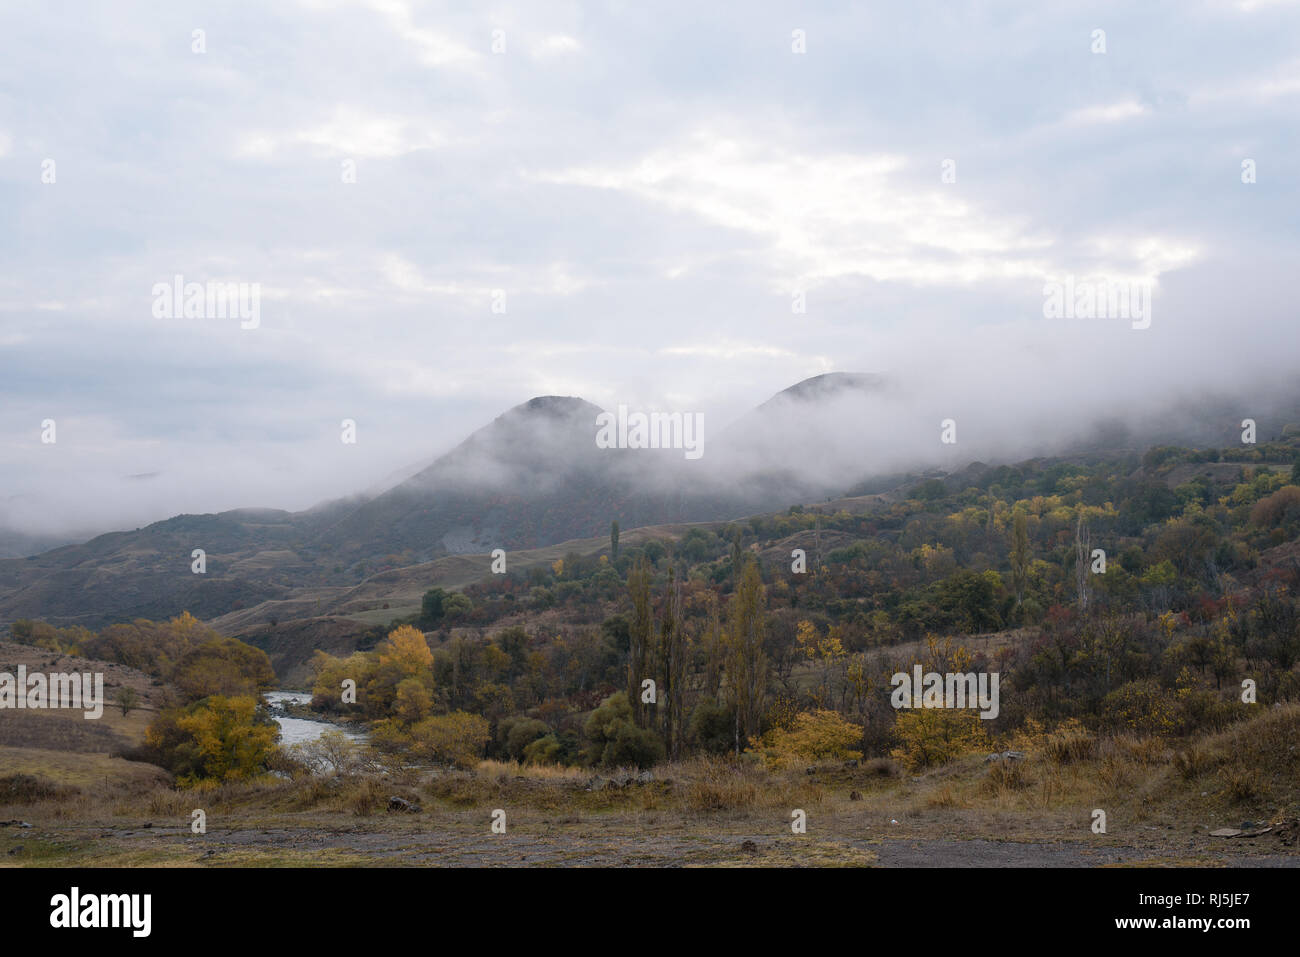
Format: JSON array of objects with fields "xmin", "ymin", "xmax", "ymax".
[
  {"xmin": 7, "ymin": 371, "xmax": 1294, "ymax": 632},
  {"xmin": 0, "ymin": 375, "xmax": 891, "ymax": 628}
]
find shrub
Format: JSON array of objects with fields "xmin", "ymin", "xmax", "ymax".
[
  {"xmin": 1042, "ymin": 719, "xmax": 1096, "ymax": 765},
  {"xmin": 498, "ymin": 717, "xmax": 552, "ymax": 761},
  {"xmin": 0, "ymin": 773, "xmax": 68, "ymax": 805},
  {"xmin": 753, "ymin": 709, "xmax": 863, "ymax": 770},
  {"xmin": 522, "ymin": 734, "xmax": 565, "ymax": 765},
  {"xmin": 688, "ymin": 699, "xmax": 736, "ymax": 755},
  {"xmin": 890, "ymin": 708, "xmax": 989, "ymax": 771},
  {"xmin": 681, "ymin": 758, "xmax": 763, "ymax": 811},
  {"xmin": 583, "ymin": 692, "xmax": 664, "ymax": 768},
  {"xmin": 407, "ymin": 712, "xmax": 490, "ymax": 768},
  {"xmin": 1100, "ymin": 680, "xmax": 1178, "ymax": 737}
]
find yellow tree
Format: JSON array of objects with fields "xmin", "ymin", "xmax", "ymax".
[
  {"xmin": 378, "ymin": 625, "xmax": 434, "ymax": 676},
  {"xmin": 173, "ymin": 695, "xmax": 278, "ymax": 784}
]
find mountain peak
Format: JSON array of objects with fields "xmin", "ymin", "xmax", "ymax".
[
  {"xmin": 509, "ymin": 395, "xmax": 603, "ymax": 418},
  {"xmin": 758, "ymin": 372, "xmax": 887, "ymax": 409}
]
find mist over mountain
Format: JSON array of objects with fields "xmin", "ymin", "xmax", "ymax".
[{"xmin": 3, "ymin": 363, "xmax": 1299, "ymax": 634}]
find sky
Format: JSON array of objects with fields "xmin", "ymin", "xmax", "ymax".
[{"xmin": 1, "ymin": 0, "xmax": 1299, "ymax": 537}]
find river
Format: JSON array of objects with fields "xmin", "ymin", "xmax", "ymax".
[{"xmin": 264, "ymin": 690, "xmax": 367, "ymax": 746}]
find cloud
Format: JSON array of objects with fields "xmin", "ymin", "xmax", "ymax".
[
  {"xmin": 0, "ymin": 0, "xmax": 1297, "ymax": 540},
  {"xmin": 532, "ymin": 34, "xmax": 581, "ymax": 58}
]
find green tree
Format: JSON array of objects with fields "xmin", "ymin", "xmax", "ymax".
[
  {"xmin": 583, "ymin": 692, "xmax": 664, "ymax": 768},
  {"xmin": 419, "ymin": 587, "xmax": 448, "ymax": 626},
  {"xmin": 657, "ymin": 566, "xmax": 688, "ymax": 760},
  {"xmin": 115, "ymin": 685, "xmax": 140, "ymax": 717}
]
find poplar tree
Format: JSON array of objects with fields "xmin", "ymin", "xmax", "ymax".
[
  {"xmin": 725, "ymin": 555, "xmax": 769, "ymax": 753},
  {"xmin": 626, "ymin": 556, "xmax": 654, "ymax": 728}
]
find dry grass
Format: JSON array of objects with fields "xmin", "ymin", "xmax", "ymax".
[{"xmin": 474, "ymin": 759, "xmax": 588, "ymax": 784}]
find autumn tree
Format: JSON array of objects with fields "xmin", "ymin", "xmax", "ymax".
[
  {"xmin": 146, "ymin": 694, "xmax": 279, "ymax": 785},
  {"xmin": 795, "ymin": 619, "xmax": 846, "ymax": 708},
  {"xmin": 1009, "ymin": 508, "xmax": 1030, "ymax": 606},
  {"xmin": 725, "ymin": 555, "xmax": 769, "ymax": 754},
  {"xmin": 378, "ymin": 625, "xmax": 434, "ymax": 676},
  {"xmin": 1074, "ymin": 514, "xmax": 1092, "ymax": 612},
  {"xmin": 170, "ymin": 637, "xmax": 276, "ymax": 703},
  {"xmin": 626, "ymin": 556, "xmax": 654, "ymax": 728},
  {"xmin": 657, "ymin": 566, "xmax": 687, "ymax": 760}
]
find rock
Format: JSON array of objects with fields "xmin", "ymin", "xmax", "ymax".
[
  {"xmin": 636, "ymin": 771, "xmax": 654, "ymax": 784},
  {"xmin": 849, "ymin": 790, "xmax": 863, "ymax": 801},
  {"xmin": 1209, "ymin": 828, "xmax": 1242, "ymax": 837},
  {"xmin": 387, "ymin": 796, "xmax": 421, "ymax": 813},
  {"xmin": 1237, "ymin": 826, "xmax": 1273, "ymax": 839},
  {"xmin": 985, "ymin": 750, "xmax": 1026, "ymax": 763}
]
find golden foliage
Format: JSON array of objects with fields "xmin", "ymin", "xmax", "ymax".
[
  {"xmin": 890, "ymin": 707, "xmax": 989, "ymax": 772},
  {"xmin": 753, "ymin": 709, "xmax": 863, "ymax": 770}
]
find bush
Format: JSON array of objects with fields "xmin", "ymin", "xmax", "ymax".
[
  {"xmin": 521, "ymin": 734, "xmax": 565, "ymax": 765},
  {"xmin": 688, "ymin": 699, "xmax": 736, "ymax": 755},
  {"xmin": 681, "ymin": 758, "xmax": 762, "ymax": 811},
  {"xmin": 583, "ymin": 692, "xmax": 665, "ymax": 769},
  {"xmin": 1042, "ymin": 719, "xmax": 1096, "ymax": 765},
  {"xmin": 0, "ymin": 773, "xmax": 69, "ymax": 805},
  {"xmin": 1100, "ymin": 680, "xmax": 1178, "ymax": 737},
  {"xmin": 499, "ymin": 717, "xmax": 552, "ymax": 761},
  {"xmin": 753, "ymin": 709, "xmax": 863, "ymax": 770},
  {"xmin": 407, "ymin": 712, "xmax": 490, "ymax": 768},
  {"xmin": 890, "ymin": 708, "xmax": 989, "ymax": 772}
]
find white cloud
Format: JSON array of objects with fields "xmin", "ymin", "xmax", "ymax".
[
  {"xmin": 532, "ymin": 34, "xmax": 581, "ymax": 58},
  {"xmin": 531, "ymin": 131, "xmax": 1194, "ymax": 290},
  {"xmin": 1063, "ymin": 100, "xmax": 1148, "ymax": 126},
  {"xmin": 238, "ymin": 107, "xmax": 447, "ymax": 158},
  {"xmin": 364, "ymin": 0, "xmax": 480, "ymax": 69}
]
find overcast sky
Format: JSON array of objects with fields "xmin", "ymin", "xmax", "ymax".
[{"xmin": 2, "ymin": 0, "xmax": 1298, "ymax": 536}]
